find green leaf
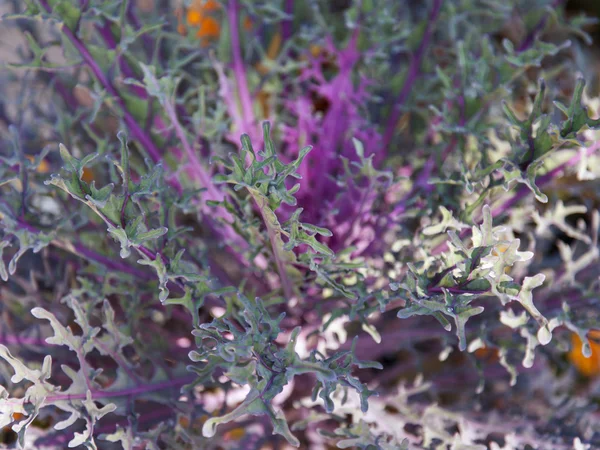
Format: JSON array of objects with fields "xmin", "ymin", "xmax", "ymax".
[
  {"xmin": 139, "ymin": 63, "xmax": 175, "ymax": 105},
  {"xmin": 300, "ymin": 223, "xmax": 333, "ymax": 237},
  {"xmin": 558, "ymin": 77, "xmax": 600, "ymax": 137},
  {"xmin": 454, "ymin": 306, "xmax": 484, "ymax": 351},
  {"xmin": 108, "ymin": 226, "xmax": 132, "ymax": 258},
  {"xmin": 134, "ymin": 227, "xmax": 168, "ymax": 244},
  {"xmin": 86, "ymin": 182, "xmax": 115, "ymax": 208},
  {"xmin": 137, "ymin": 255, "xmax": 169, "ymax": 302},
  {"xmin": 52, "ymin": 0, "xmax": 81, "ymax": 32},
  {"xmin": 59, "ymin": 143, "xmax": 78, "ymax": 173},
  {"xmin": 0, "ymin": 240, "xmax": 10, "ymax": 281}
]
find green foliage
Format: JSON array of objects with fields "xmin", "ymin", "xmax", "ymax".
[
  {"xmin": 2, "ymin": 0, "xmax": 600, "ymax": 448},
  {"xmin": 191, "ymin": 293, "xmax": 381, "ymax": 446}
]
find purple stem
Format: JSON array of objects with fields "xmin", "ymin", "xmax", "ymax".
[
  {"xmin": 516, "ymin": 0, "xmax": 565, "ymax": 53},
  {"xmin": 70, "ymin": 242, "xmax": 152, "ymax": 279},
  {"xmin": 381, "ymin": 0, "xmax": 443, "ymax": 151},
  {"xmin": 162, "ymin": 96, "xmax": 225, "ymax": 207},
  {"xmin": 15, "ymin": 218, "xmax": 151, "ymax": 279},
  {"xmin": 352, "ymin": 326, "xmax": 448, "ymax": 360},
  {"xmin": 281, "ymin": 0, "xmax": 294, "ymax": 42},
  {"xmin": 44, "ymin": 374, "xmax": 195, "ymax": 403},
  {"xmin": 227, "ymin": 0, "xmax": 257, "ymax": 140},
  {"xmin": 0, "ymin": 335, "xmax": 48, "ymax": 346}
]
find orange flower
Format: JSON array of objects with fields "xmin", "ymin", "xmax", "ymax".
[
  {"xmin": 569, "ymin": 330, "xmax": 600, "ymax": 377},
  {"xmin": 182, "ymin": 0, "xmax": 222, "ymax": 46},
  {"xmin": 187, "ymin": 8, "xmax": 203, "ymax": 26},
  {"xmin": 195, "ymin": 15, "xmax": 220, "ymax": 43}
]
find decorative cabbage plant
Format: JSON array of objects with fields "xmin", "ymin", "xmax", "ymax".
[{"xmin": 1, "ymin": 0, "xmax": 600, "ymax": 448}]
